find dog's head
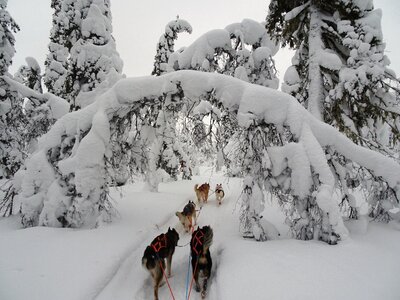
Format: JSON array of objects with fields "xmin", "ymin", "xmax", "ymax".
[
  {"xmin": 184, "ymin": 200, "xmax": 196, "ymax": 213},
  {"xmin": 167, "ymin": 227, "xmax": 179, "ymax": 245},
  {"xmin": 216, "ymin": 183, "xmax": 223, "ymax": 190},
  {"xmin": 176, "ymin": 211, "xmax": 192, "ymax": 232}
]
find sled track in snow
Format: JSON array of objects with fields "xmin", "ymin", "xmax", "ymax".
[
  {"xmin": 93, "ymin": 198, "xmax": 190, "ymax": 300},
  {"xmin": 91, "ymin": 231, "xmax": 150, "ymax": 299},
  {"xmin": 94, "ymin": 176, "xmax": 238, "ymax": 300}
]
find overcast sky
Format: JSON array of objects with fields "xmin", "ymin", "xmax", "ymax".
[{"xmin": 7, "ymin": 0, "xmax": 400, "ymax": 85}]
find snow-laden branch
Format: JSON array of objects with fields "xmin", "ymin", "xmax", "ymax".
[
  {"xmin": 20, "ymin": 70, "xmax": 400, "ymax": 228},
  {"xmin": 2, "ymin": 75, "xmax": 69, "ymax": 119}
]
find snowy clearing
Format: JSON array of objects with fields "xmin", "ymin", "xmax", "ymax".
[{"xmin": 1, "ymin": 168, "xmax": 400, "ymax": 300}]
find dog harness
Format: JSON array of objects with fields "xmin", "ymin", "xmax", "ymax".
[
  {"xmin": 191, "ymin": 229, "xmax": 204, "ymax": 255},
  {"xmin": 151, "ymin": 234, "xmax": 167, "ymax": 253}
]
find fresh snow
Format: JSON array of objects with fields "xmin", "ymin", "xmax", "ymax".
[{"xmin": 1, "ymin": 169, "xmax": 400, "ymax": 300}]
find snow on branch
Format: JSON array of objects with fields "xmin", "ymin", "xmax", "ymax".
[
  {"xmin": 19, "ymin": 70, "xmax": 400, "ymax": 227},
  {"xmin": 2, "ymin": 75, "xmax": 69, "ymax": 119}
]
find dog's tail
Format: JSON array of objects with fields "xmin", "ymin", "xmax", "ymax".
[
  {"xmin": 194, "ymin": 184, "xmax": 199, "ymax": 191},
  {"xmin": 142, "ymin": 246, "xmax": 157, "ymax": 270},
  {"xmin": 202, "ymin": 226, "xmax": 213, "ymax": 253}
]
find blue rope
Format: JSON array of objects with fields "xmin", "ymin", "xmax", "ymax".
[{"xmin": 185, "ymin": 253, "xmax": 191, "ymax": 300}]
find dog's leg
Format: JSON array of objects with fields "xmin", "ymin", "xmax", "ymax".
[
  {"xmin": 166, "ymin": 254, "xmax": 173, "ymax": 277},
  {"xmin": 201, "ymin": 260, "xmax": 211, "ymax": 298},
  {"xmin": 194, "ymin": 271, "xmax": 201, "ymax": 292},
  {"xmin": 192, "ymin": 258, "xmax": 201, "ymax": 292},
  {"xmin": 153, "ymin": 265, "xmax": 163, "ymax": 300},
  {"xmin": 201, "ymin": 278, "xmax": 208, "ymax": 299}
]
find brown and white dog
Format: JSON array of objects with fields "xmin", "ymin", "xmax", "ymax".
[
  {"xmin": 190, "ymin": 225, "xmax": 213, "ymax": 299},
  {"xmin": 176, "ymin": 200, "xmax": 197, "ymax": 232},
  {"xmin": 194, "ymin": 183, "xmax": 210, "ymax": 204},
  {"xmin": 142, "ymin": 227, "xmax": 179, "ymax": 300},
  {"xmin": 215, "ymin": 184, "xmax": 225, "ymax": 205}
]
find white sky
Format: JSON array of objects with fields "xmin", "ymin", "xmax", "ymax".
[{"xmin": 7, "ymin": 0, "xmax": 400, "ymax": 84}]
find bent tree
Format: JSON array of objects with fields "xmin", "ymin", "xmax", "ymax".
[{"xmin": 15, "ymin": 70, "xmax": 400, "ymax": 244}]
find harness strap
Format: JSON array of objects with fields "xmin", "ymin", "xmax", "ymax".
[
  {"xmin": 191, "ymin": 229, "xmax": 204, "ymax": 256},
  {"xmin": 151, "ymin": 234, "xmax": 167, "ymax": 253},
  {"xmin": 157, "ymin": 257, "xmax": 176, "ymax": 300},
  {"xmin": 187, "ymin": 258, "xmax": 199, "ymax": 300}
]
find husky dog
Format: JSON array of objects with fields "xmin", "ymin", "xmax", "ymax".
[
  {"xmin": 215, "ymin": 184, "xmax": 225, "ymax": 205},
  {"xmin": 194, "ymin": 183, "xmax": 210, "ymax": 204},
  {"xmin": 142, "ymin": 227, "xmax": 179, "ymax": 300},
  {"xmin": 190, "ymin": 226, "xmax": 213, "ymax": 299},
  {"xmin": 176, "ymin": 200, "xmax": 197, "ymax": 232}
]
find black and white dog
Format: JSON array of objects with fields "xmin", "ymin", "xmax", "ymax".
[
  {"xmin": 142, "ymin": 227, "xmax": 179, "ymax": 300},
  {"xmin": 190, "ymin": 225, "xmax": 213, "ymax": 298},
  {"xmin": 215, "ymin": 184, "xmax": 225, "ymax": 205}
]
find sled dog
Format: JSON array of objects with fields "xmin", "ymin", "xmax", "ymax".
[
  {"xmin": 142, "ymin": 227, "xmax": 179, "ymax": 300},
  {"xmin": 190, "ymin": 225, "xmax": 213, "ymax": 299},
  {"xmin": 176, "ymin": 200, "xmax": 197, "ymax": 232},
  {"xmin": 215, "ymin": 184, "xmax": 225, "ymax": 205},
  {"xmin": 194, "ymin": 183, "xmax": 210, "ymax": 204}
]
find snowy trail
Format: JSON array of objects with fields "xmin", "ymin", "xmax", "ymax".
[
  {"xmin": 2, "ymin": 171, "xmax": 400, "ymax": 300},
  {"xmin": 95, "ymin": 172, "xmax": 242, "ymax": 300}
]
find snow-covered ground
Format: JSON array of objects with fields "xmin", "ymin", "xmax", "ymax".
[{"xmin": 1, "ymin": 168, "xmax": 400, "ymax": 300}]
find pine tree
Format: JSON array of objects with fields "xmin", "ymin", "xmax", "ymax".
[
  {"xmin": 14, "ymin": 58, "xmax": 55, "ymax": 155},
  {"xmin": 267, "ymin": 0, "xmax": 400, "ymax": 148},
  {"xmin": 148, "ymin": 18, "xmax": 194, "ymax": 185},
  {"xmin": 44, "ymin": 0, "xmax": 123, "ymax": 110},
  {"xmin": 267, "ymin": 0, "xmax": 400, "ymax": 223},
  {"xmin": 0, "ymin": 0, "xmax": 23, "ymax": 217},
  {"xmin": 152, "ymin": 17, "xmax": 192, "ymax": 76},
  {"xmin": 43, "ymin": 0, "xmax": 69, "ymax": 98},
  {"xmin": 15, "ymin": 57, "xmax": 43, "ymax": 93},
  {"xmin": 0, "ymin": 0, "xmax": 22, "ymax": 179}
]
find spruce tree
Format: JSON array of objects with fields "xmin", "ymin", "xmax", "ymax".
[
  {"xmin": 267, "ymin": 0, "xmax": 400, "ymax": 148},
  {"xmin": 266, "ymin": 0, "xmax": 400, "ymax": 223},
  {"xmin": 43, "ymin": 0, "xmax": 69, "ymax": 98},
  {"xmin": 152, "ymin": 17, "xmax": 192, "ymax": 76},
  {"xmin": 0, "ymin": 0, "xmax": 23, "ymax": 217},
  {"xmin": 0, "ymin": 0, "xmax": 22, "ymax": 179},
  {"xmin": 44, "ymin": 0, "xmax": 123, "ymax": 110}
]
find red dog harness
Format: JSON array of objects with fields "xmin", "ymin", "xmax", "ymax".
[
  {"xmin": 191, "ymin": 229, "xmax": 204, "ymax": 255},
  {"xmin": 151, "ymin": 234, "xmax": 167, "ymax": 253}
]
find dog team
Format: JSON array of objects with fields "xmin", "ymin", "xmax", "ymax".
[{"xmin": 142, "ymin": 183, "xmax": 224, "ymax": 300}]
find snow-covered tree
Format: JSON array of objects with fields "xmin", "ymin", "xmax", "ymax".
[
  {"xmin": 0, "ymin": 0, "xmax": 22, "ymax": 217},
  {"xmin": 152, "ymin": 17, "xmax": 192, "ymax": 76},
  {"xmin": 15, "ymin": 57, "xmax": 43, "ymax": 93},
  {"xmin": 145, "ymin": 18, "xmax": 193, "ymax": 186},
  {"xmin": 14, "ymin": 71, "xmax": 400, "ymax": 247},
  {"xmin": 44, "ymin": 0, "xmax": 123, "ymax": 110},
  {"xmin": 267, "ymin": 0, "xmax": 400, "ymax": 149},
  {"xmin": 266, "ymin": 0, "xmax": 400, "ymax": 222},
  {"xmin": 43, "ymin": 0, "xmax": 69, "ymax": 98},
  {"xmin": 166, "ymin": 19, "xmax": 280, "ymax": 172},
  {"xmin": 0, "ymin": 0, "xmax": 21, "ymax": 179}
]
